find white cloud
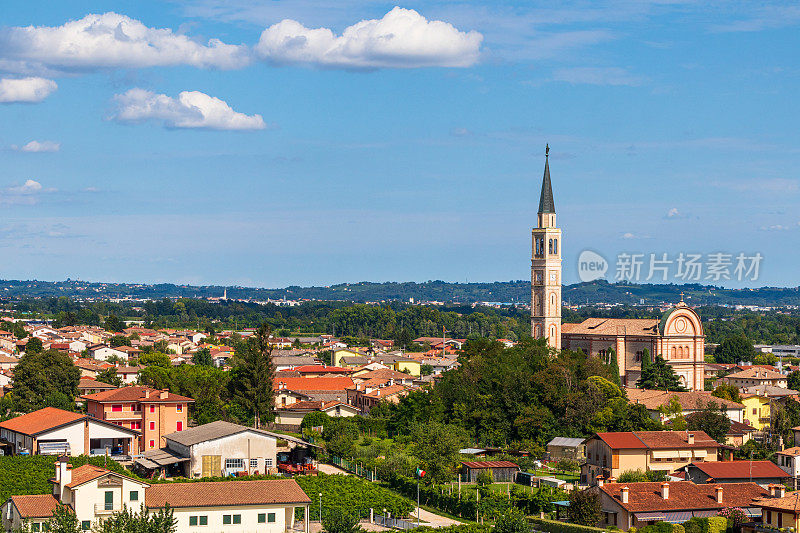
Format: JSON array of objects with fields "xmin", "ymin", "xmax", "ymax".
[
  {"xmin": 667, "ymin": 207, "xmax": 680, "ymax": 218},
  {"xmin": 0, "ymin": 13, "xmax": 250, "ymax": 72},
  {"xmin": 551, "ymin": 67, "xmax": 645, "ymax": 86},
  {"xmin": 622, "ymin": 232, "xmax": 635, "ymax": 239},
  {"xmin": 0, "ymin": 77, "xmax": 57, "ymax": 103},
  {"xmin": 255, "ymin": 7, "xmax": 482, "ymax": 69},
  {"xmin": 0, "ymin": 179, "xmax": 56, "ymax": 205},
  {"xmin": 111, "ymin": 88, "xmax": 266, "ymax": 131},
  {"xmin": 11, "ymin": 140, "xmax": 61, "ymax": 152}
]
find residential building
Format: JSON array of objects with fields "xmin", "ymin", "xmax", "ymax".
[
  {"xmin": 291, "ymin": 365, "xmax": 353, "ymax": 378},
  {"xmin": 275, "ymin": 401, "xmax": 360, "ymax": 428},
  {"xmin": 139, "ymin": 420, "xmax": 279, "ymax": 478},
  {"xmin": 626, "ymin": 388, "xmax": 744, "ymax": 423},
  {"xmin": 77, "ymin": 378, "xmax": 116, "ymax": 396},
  {"xmin": 581, "ymin": 431, "xmax": 721, "ymax": 485},
  {"xmin": 0, "ymin": 407, "xmax": 139, "ymax": 456},
  {"xmin": 753, "ymin": 486, "xmax": 800, "ymax": 531},
  {"xmin": 720, "ymin": 368, "xmax": 788, "ymax": 390},
  {"xmin": 594, "ymin": 481, "xmax": 769, "ymax": 530},
  {"xmin": 82, "ymin": 387, "xmax": 193, "ymax": 452},
  {"xmin": 776, "ymin": 447, "xmax": 800, "ymax": 489},
  {"xmin": 272, "ymin": 377, "xmax": 353, "ymax": 405},
  {"xmin": 680, "ymin": 461, "xmax": 790, "ymax": 487},
  {"xmin": 347, "ymin": 382, "xmax": 415, "ymax": 414},
  {"xmin": 1, "ymin": 458, "xmax": 312, "ymax": 533},
  {"xmin": 88, "ymin": 345, "xmax": 129, "ymax": 362},
  {"xmin": 740, "ymin": 393, "xmax": 772, "ymax": 430}
]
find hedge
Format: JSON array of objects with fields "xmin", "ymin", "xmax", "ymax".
[{"xmin": 528, "ymin": 517, "xmax": 610, "ymax": 533}]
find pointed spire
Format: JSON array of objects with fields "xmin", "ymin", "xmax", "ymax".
[{"xmin": 538, "ymin": 144, "xmax": 555, "ymax": 214}]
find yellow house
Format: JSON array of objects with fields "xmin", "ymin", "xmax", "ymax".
[
  {"xmin": 333, "ymin": 349, "xmax": 367, "ymax": 368},
  {"xmin": 740, "ymin": 393, "xmax": 770, "ymax": 430},
  {"xmin": 758, "ymin": 487, "xmax": 800, "ymax": 531}
]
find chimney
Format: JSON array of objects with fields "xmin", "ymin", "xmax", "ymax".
[
  {"xmin": 144, "ymin": 389, "xmax": 150, "ymax": 399},
  {"xmin": 159, "ymin": 389, "xmax": 168, "ymax": 400},
  {"xmin": 661, "ymin": 483, "xmax": 669, "ymax": 500},
  {"xmin": 620, "ymin": 486, "xmax": 629, "ymax": 504},
  {"xmin": 597, "ymin": 475, "xmax": 604, "ymax": 487},
  {"xmin": 768, "ymin": 484, "xmax": 776, "ymax": 497},
  {"xmin": 687, "ymin": 433, "xmax": 695, "ymax": 445},
  {"xmin": 778, "ymin": 485, "xmax": 786, "ymax": 498},
  {"xmin": 57, "ymin": 456, "xmax": 71, "ymax": 487},
  {"xmin": 607, "ymin": 476, "xmax": 617, "ymax": 484},
  {"xmin": 715, "ymin": 486, "xmax": 723, "ymax": 504}
]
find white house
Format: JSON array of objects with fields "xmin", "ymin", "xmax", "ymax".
[
  {"xmin": 2, "ymin": 458, "xmax": 312, "ymax": 533},
  {"xmin": 0, "ymin": 407, "xmax": 140, "ymax": 456},
  {"xmin": 776, "ymin": 446, "xmax": 800, "ymax": 485},
  {"xmin": 145, "ymin": 421, "xmax": 279, "ymax": 478},
  {"xmin": 89, "ymin": 346, "xmax": 129, "ymax": 362}
]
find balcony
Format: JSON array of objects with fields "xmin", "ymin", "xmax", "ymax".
[
  {"xmin": 104, "ymin": 410, "xmax": 142, "ymax": 421},
  {"xmin": 94, "ymin": 504, "xmax": 121, "ymax": 515}
]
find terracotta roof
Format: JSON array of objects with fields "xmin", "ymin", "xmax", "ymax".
[
  {"xmin": 10, "ymin": 495, "xmax": 61, "ymax": 518},
  {"xmin": 725, "ymin": 368, "xmax": 785, "ymax": 380},
  {"xmin": 561, "ymin": 318, "xmax": 659, "ymax": 336},
  {"xmin": 78, "ymin": 377, "xmax": 116, "ymax": 389},
  {"xmin": 687, "ymin": 461, "xmax": 789, "ymax": 480},
  {"xmin": 591, "ymin": 431, "xmax": 719, "ymax": 450},
  {"xmin": 0, "ymin": 407, "xmax": 84, "ymax": 436},
  {"xmin": 81, "ymin": 386, "xmax": 194, "ymax": 403},
  {"xmin": 756, "ymin": 491, "xmax": 800, "ymax": 512},
  {"xmin": 279, "ymin": 400, "xmax": 350, "ymax": 411},
  {"xmin": 601, "ymin": 481, "xmax": 769, "ymax": 512},
  {"xmin": 362, "ymin": 384, "xmax": 413, "ymax": 399},
  {"xmin": 64, "ymin": 464, "xmax": 143, "ymax": 489},
  {"xmin": 462, "ymin": 461, "xmax": 519, "ymax": 469},
  {"xmin": 145, "ymin": 479, "xmax": 311, "ymax": 508},
  {"xmin": 626, "ymin": 388, "xmax": 744, "ymax": 410},
  {"xmin": 777, "ymin": 447, "xmax": 800, "ymax": 456},
  {"xmin": 356, "ymin": 368, "xmax": 414, "ymax": 381},
  {"xmin": 273, "ymin": 377, "xmax": 354, "ymax": 392}
]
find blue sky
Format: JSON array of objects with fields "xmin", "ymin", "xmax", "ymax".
[{"xmin": 1, "ymin": 1, "xmax": 799, "ymax": 289}]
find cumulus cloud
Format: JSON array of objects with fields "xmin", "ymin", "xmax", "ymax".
[
  {"xmin": 551, "ymin": 67, "xmax": 645, "ymax": 86},
  {"xmin": 622, "ymin": 232, "xmax": 636, "ymax": 239},
  {"xmin": 11, "ymin": 140, "xmax": 61, "ymax": 152},
  {"xmin": 0, "ymin": 179, "xmax": 56, "ymax": 205},
  {"xmin": 0, "ymin": 77, "xmax": 57, "ymax": 103},
  {"xmin": 666, "ymin": 207, "xmax": 681, "ymax": 218},
  {"xmin": 111, "ymin": 88, "xmax": 266, "ymax": 131},
  {"xmin": 0, "ymin": 13, "xmax": 250, "ymax": 72},
  {"xmin": 255, "ymin": 7, "xmax": 482, "ymax": 69}
]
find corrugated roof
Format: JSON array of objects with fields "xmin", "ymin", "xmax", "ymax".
[
  {"xmin": 462, "ymin": 461, "xmax": 519, "ymax": 469},
  {"xmin": 548, "ymin": 437, "xmax": 585, "ymax": 448},
  {"xmin": 164, "ymin": 420, "xmax": 266, "ymax": 447},
  {"xmin": 145, "ymin": 479, "xmax": 311, "ymax": 508}
]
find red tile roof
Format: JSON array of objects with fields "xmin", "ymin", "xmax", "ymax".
[
  {"xmin": 81, "ymin": 385, "xmax": 194, "ymax": 403},
  {"xmin": 0, "ymin": 407, "xmax": 84, "ymax": 436},
  {"xmin": 593, "ymin": 432, "xmax": 648, "ymax": 449},
  {"xmin": 687, "ymin": 461, "xmax": 790, "ymax": 480},
  {"xmin": 592, "ymin": 431, "xmax": 719, "ymax": 450},
  {"xmin": 292, "ymin": 365, "xmax": 352, "ymax": 374},
  {"xmin": 65, "ymin": 464, "xmax": 143, "ymax": 488},
  {"xmin": 10, "ymin": 495, "xmax": 62, "ymax": 518},
  {"xmin": 601, "ymin": 481, "xmax": 769, "ymax": 512},
  {"xmin": 145, "ymin": 479, "xmax": 311, "ymax": 508},
  {"xmin": 273, "ymin": 377, "xmax": 354, "ymax": 392}
]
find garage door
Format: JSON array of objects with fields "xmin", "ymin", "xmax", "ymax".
[{"xmin": 202, "ymin": 455, "xmax": 221, "ymax": 477}]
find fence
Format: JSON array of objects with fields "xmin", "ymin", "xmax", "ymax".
[{"xmin": 328, "ymin": 455, "xmax": 379, "ymax": 481}]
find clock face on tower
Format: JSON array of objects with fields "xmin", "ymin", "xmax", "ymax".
[{"xmin": 550, "ymin": 272, "xmax": 557, "ymax": 282}]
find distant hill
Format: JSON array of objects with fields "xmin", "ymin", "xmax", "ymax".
[{"xmin": 0, "ymin": 278, "xmax": 798, "ymax": 307}]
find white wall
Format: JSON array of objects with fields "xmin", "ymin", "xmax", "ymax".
[
  {"xmin": 186, "ymin": 431, "xmax": 277, "ymax": 478},
  {"xmin": 166, "ymin": 503, "xmax": 295, "ymax": 533}
]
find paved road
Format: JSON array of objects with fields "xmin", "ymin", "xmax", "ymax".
[{"xmin": 316, "ymin": 463, "xmax": 350, "ymax": 475}]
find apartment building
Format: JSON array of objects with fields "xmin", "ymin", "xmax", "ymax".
[
  {"xmin": 581, "ymin": 431, "xmax": 721, "ymax": 485},
  {"xmin": 82, "ymin": 386, "xmax": 193, "ymax": 452}
]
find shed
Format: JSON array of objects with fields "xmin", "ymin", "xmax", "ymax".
[
  {"xmin": 547, "ymin": 436, "xmax": 586, "ymax": 461},
  {"xmin": 461, "ymin": 460, "xmax": 519, "ymax": 482}
]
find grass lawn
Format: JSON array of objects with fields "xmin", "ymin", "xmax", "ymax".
[{"xmin": 529, "ymin": 468, "xmax": 580, "ymax": 483}]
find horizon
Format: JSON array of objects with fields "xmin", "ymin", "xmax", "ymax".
[{"xmin": 2, "ymin": 1, "xmax": 799, "ymax": 289}]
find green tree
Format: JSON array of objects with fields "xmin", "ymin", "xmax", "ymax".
[
  {"xmin": 476, "ymin": 469, "xmax": 493, "ymax": 487},
  {"xmin": 637, "ymin": 355, "xmax": 686, "ymax": 391},
  {"xmin": 420, "ymin": 364, "xmax": 434, "ymax": 376},
  {"xmin": 641, "ymin": 348, "xmax": 651, "ymax": 372},
  {"xmin": 715, "ymin": 335, "xmax": 755, "ymax": 364},
  {"xmin": 94, "ymin": 504, "xmax": 177, "ymax": 533},
  {"xmin": 138, "ymin": 352, "xmax": 172, "ymax": 368},
  {"xmin": 321, "ymin": 508, "xmax": 362, "ymax": 533},
  {"xmin": 95, "ymin": 367, "xmax": 122, "ymax": 387},
  {"xmin": 191, "ymin": 348, "xmax": 213, "ymax": 367},
  {"xmin": 711, "ymin": 383, "xmax": 741, "ymax": 403},
  {"xmin": 10, "ymin": 350, "xmax": 80, "ymax": 412},
  {"xmin": 607, "ymin": 347, "xmax": 621, "ymax": 386},
  {"xmin": 494, "ymin": 509, "xmax": 529, "ymax": 533},
  {"xmin": 658, "ymin": 397, "xmax": 687, "ymax": 430},
  {"xmin": 104, "ymin": 315, "xmax": 127, "ymax": 333},
  {"xmin": 555, "ymin": 459, "xmax": 579, "ymax": 473},
  {"xmin": 228, "ymin": 323, "xmax": 276, "ymax": 427},
  {"xmin": 109, "ymin": 335, "xmax": 132, "ymax": 348},
  {"xmin": 47, "ymin": 505, "xmax": 81, "ymax": 533},
  {"xmin": 25, "ymin": 336, "xmax": 43, "ymax": 354},
  {"xmin": 686, "ymin": 402, "xmax": 730, "ymax": 444},
  {"xmin": 410, "ymin": 422, "xmax": 467, "ymax": 484},
  {"xmin": 566, "ymin": 489, "xmax": 601, "ymax": 527},
  {"xmin": 788, "ymin": 371, "xmax": 800, "ymax": 392}
]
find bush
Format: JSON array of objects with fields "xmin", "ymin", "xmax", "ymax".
[
  {"xmin": 706, "ymin": 517, "xmax": 727, "ymax": 533},
  {"xmin": 527, "ymin": 518, "xmax": 608, "ymax": 533}
]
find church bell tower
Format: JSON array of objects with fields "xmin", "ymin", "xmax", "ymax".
[{"xmin": 531, "ymin": 144, "xmax": 562, "ymax": 349}]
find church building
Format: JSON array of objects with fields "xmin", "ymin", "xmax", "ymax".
[{"xmin": 530, "ymin": 147, "xmax": 705, "ymax": 390}]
